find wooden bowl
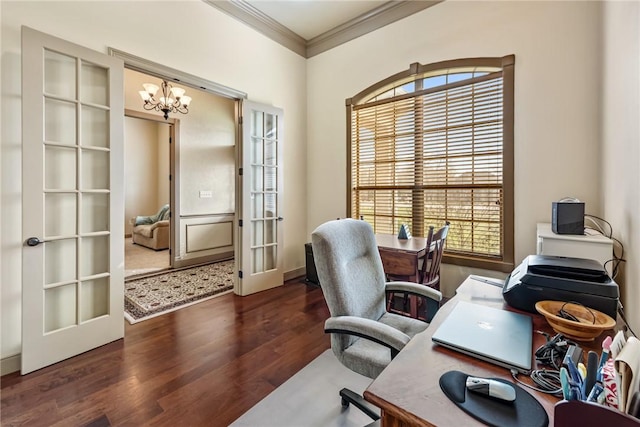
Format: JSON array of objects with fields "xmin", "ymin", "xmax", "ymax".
[{"xmin": 534, "ymin": 300, "xmax": 616, "ymax": 342}]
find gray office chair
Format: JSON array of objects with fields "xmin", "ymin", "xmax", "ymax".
[{"xmin": 311, "ymin": 218, "xmax": 442, "ymax": 421}]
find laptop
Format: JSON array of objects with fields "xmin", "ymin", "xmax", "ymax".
[{"xmin": 431, "ymin": 300, "xmax": 533, "ymax": 373}]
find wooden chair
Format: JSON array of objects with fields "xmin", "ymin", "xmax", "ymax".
[
  {"xmin": 387, "ymin": 221, "xmax": 450, "ymax": 319},
  {"xmin": 418, "ymin": 221, "xmax": 449, "ymax": 291}
]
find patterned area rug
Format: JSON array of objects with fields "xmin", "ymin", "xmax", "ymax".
[{"xmin": 124, "ymin": 260, "xmax": 234, "ymax": 324}]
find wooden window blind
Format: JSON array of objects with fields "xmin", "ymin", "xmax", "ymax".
[{"xmin": 348, "ymin": 56, "xmax": 515, "ymax": 271}]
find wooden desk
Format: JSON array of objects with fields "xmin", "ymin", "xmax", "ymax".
[
  {"xmin": 375, "ymin": 234, "xmax": 429, "ymax": 283},
  {"xmin": 364, "ymin": 276, "xmax": 609, "ymax": 426}
]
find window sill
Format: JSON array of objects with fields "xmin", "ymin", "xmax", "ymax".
[{"xmin": 443, "ymin": 253, "xmax": 514, "ymax": 273}]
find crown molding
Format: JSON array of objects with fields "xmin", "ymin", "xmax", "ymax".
[
  {"xmin": 306, "ymin": 1, "xmax": 441, "ymax": 58},
  {"xmin": 204, "ymin": 0, "xmax": 443, "ymax": 58},
  {"xmin": 204, "ymin": 0, "xmax": 307, "ymax": 57}
]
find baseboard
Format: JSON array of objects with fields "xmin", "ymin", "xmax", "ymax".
[
  {"xmin": 285, "ymin": 267, "xmax": 306, "ymax": 282},
  {"xmin": 1, "ymin": 354, "xmax": 21, "ymax": 376},
  {"xmin": 173, "ymin": 251, "xmax": 234, "ymax": 269}
]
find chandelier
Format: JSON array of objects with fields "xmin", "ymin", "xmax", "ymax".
[{"xmin": 139, "ymin": 80, "xmax": 192, "ymax": 120}]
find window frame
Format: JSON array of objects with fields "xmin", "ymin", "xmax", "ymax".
[{"xmin": 346, "ymin": 55, "xmax": 515, "ymax": 272}]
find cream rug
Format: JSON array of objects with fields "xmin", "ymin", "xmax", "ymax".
[
  {"xmin": 124, "ymin": 260, "xmax": 234, "ymax": 324},
  {"xmin": 231, "ymin": 350, "xmax": 378, "ymax": 427}
]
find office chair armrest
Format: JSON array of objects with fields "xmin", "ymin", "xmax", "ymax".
[
  {"xmin": 325, "ymin": 316, "xmax": 410, "ymax": 356},
  {"xmin": 385, "ymin": 281, "xmax": 442, "ymax": 302}
]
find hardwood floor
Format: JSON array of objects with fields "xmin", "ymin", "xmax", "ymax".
[{"xmin": 1, "ymin": 278, "xmax": 330, "ymax": 427}]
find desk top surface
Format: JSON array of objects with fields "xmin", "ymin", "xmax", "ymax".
[
  {"xmin": 375, "ymin": 233, "xmax": 428, "ymax": 253},
  {"xmin": 364, "ymin": 276, "xmax": 610, "ymax": 426}
]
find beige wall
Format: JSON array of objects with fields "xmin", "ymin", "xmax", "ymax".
[
  {"xmin": 307, "ymin": 1, "xmax": 603, "ymax": 291},
  {"xmin": 306, "ymin": 0, "xmax": 639, "ymax": 332},
  {"xmin": 124, "ymin": 116, "xmax": 162, "ymax": 236},
  {"xmin": 0, "ymin": 1, "xmax": 307, "ymax": 362},
  {"xmin": 602, "ymin": 1, "xmax": 640, "ymax": 337}
]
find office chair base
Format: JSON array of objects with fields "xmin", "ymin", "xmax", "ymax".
[{"xmin": 339, "ymin": 388, "xmax": 380, "ymax": 421}]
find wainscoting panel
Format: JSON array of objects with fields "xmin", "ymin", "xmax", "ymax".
[
  {"xmin": 176, "ymin": 214, "xmax": 234, "ymax": 268},
  {"xmin": 186, "ymin": 221, "xmax": 233, "ymax": 253}
]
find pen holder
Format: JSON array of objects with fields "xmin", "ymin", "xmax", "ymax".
[{"xmin": 555, "ymin": 400, "xmax": 640, "ymax": 426}]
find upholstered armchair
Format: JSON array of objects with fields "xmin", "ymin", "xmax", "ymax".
[
  {"xmin": 311, "ymin": 218, "xmax": 442, "ymax": 421},
  {"xmin": 131, "ymin": 204, "xmax": 170, "ymax": 250}
]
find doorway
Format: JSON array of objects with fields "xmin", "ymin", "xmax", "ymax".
[{"xmin": 124, "ymin": 113, "xmax": 173, "ymax": 278}]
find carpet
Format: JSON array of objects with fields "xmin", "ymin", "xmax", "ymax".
[
  {"xmin": 230, "ymin": 349, "xmax": 378, "ymax": 427},
  {"xmin": 124, "ymin": 260, "xmax": 234, "ymax": 324}
]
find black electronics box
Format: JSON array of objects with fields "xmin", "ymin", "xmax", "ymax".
[
  {"xmin": 552, "ymin": 201, "xmax": 585, "ymax": 235},
  {"xmin": 304, "ymin": 243, "xmax": 320, "ymax": 286}
]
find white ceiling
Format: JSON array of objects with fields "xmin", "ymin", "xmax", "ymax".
[{"xmin": 245, "ymin": 0, "xmax": 389, "ymax": 40}]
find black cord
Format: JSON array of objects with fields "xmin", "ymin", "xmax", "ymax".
[
  {"xmin": 507, "ymin": 332, "xmax": 571, "ymax": 396},
  {"xmin": 584, "ymin": 214, "xmax": 626, "ymax": 279},
  {"xmin": 510, "ymin": 369, "xmax": 563, "ymax": 396},
  {"xmin": 618, "ymin": 303, "xmax": 638, "ymax": 338},
  {"xmin": 534, "ymin": 331, "xmax": 574, "ymax": 370}
]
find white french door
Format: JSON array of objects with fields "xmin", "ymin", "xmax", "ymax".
[
  {"xmin": 21, "ymin": 27, "xmax": 124, "ymax": 374},
  {"xmin": 237, "ymin": 101, "xmax": 284, "ymax": 295}
]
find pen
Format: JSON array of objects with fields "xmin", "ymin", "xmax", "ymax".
[
  {"xmin": 565, "ymin": 357, "xmax": 584, "ymax": 399},
  {"xmin": 596, "ymin": 335, "xmax": 612, "ymax": 383},
  {"xmin": 560, "ymin": 367, "xmax": 571, "ymax": 400},
  {"xmin": 584, "ymin": 351, "xmax": 598, "ymax": 398}
]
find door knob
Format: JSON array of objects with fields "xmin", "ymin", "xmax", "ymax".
[
  {"xmin": 277, "ymin": 217, "xmax": 284, "ymax": 221},
  {"xmin": 26, "ymin": 237, "xmax": 44, "ymax": 246}
]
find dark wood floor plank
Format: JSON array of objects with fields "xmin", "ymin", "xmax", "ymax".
[{"xmin": 1, "ymin": 279, "xmax": 330, "ymax": 426}]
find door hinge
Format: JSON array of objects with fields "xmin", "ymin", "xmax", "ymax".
[
  {"xmin": 169, "ymin": 137, "xmax": 172, "ymax": 144},
  {"xmin": 169, "ymin": 248, "xmax": 172, "ymax": 255},
  {"xmin": 169, "ymin": 174, "xmax": 172, "ymax": 181},
  {"xmin": 169, "ymin": 212, "xmax": 172, "ymax": 218},
  {"xmin": 239, "ymin": 270, "xmax": 243, "ymax": 279},
  {"xmin": 239, "ymin": 167, "xmax": 243, "ymax": 176},
  {"xmin": 239, "ymin": 219, "xmax": 243, "ymax": 227},
  {"xmin": 239, "ymin": 116, "xmax": 243, "ymax": 125}
]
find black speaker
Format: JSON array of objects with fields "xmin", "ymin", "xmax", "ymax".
[{"xmin": 552, "ymin": 202, "xmax": 585, "ymax": 235}]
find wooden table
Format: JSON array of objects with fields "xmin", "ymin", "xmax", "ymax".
[
  {"xmin": 363, "ymin": 276, "xmax": 609, "ymax": 427},
  {"xmin": 375, "ymin": 234, "xmax": 429, "ymax": 283}
]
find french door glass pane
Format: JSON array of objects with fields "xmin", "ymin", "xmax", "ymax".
[
  {"xmin": 80, "ymin": 235, "xmax": 109, "ymax": 277},
  {"xmin": 44, "ymin": 284, "xmax": 77, "ymax": 333},
  {"xmin": 81, "ymin": 106, "xmax": 109, "ymax": 148},
  {"xmin": 45, "ymin": 193, "xmax": 76, "ymax": 237},
  {"xmin": 264, "ymin": 219, "xmax": 276, "ymax": 244},
  {"xmin": 265, "ymin": 139, "xmax": 276, "ymax": 166},
  {"xmin": 80, "ymin": 277, "xmax": 109, "ymax": 321},
  {"xmin": 44, "ymin": 49, "xmax": 76, "ymax": 99},
  {"xmin": 252, "ymin": 220, "xmax": 264, "ymax": 246},
  {"xmin": 81, "ymin": 149, "xmax": 109, "ymax": 189},
  {"xmin": 45, "ymin": 98, "xmax": 76, "ymax": 145},
  {"xmin": 264, "ymin": 113, "xmax": 276, "ymax": 138},
  {"xmin": 265, "ymin": 246, "xmax": 276, "ymax": 271},
  {"xmin": 251, "ymin": 247, "xmax": 263, "ymax": 274},
  {"xmin": 81, "ymin": 193, "xmax": 109, "ymax": 233},
  {"xmin": 251, "ymin": 165, "xmax": 263, "ymax": 191},
  {"xmin": 44, "ymin": 239, "xmax": 77, "ymax": 285},
  {"xmin": 251, "ymin": 111, "xmax": 264, "ymax": 138},
  {"xmin": 80, "ymin": 61, "xmax": 108, "ymax": 106},
  {"xmin": 264, "ymin": 168, "xmax": 276, "ymax": 192},
  {"xmin": 45, "ymin": 146, "xmax": 76, "ymax": 190},
  {"xmin": 252, "ymin": 192, "xmax": 264, "ymax": 218}
]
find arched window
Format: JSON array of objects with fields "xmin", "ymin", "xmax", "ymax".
[{"xmin": 346, "ymin": 55, "xmax": 515, "ymax": 272}]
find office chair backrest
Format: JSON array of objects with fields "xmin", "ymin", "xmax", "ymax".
[
  {"xmin": 421, "ymin": 221, "xmax": 450, "ymax": 288},
  {"xmin": 311, "ymin": 218, "xmax": 387, "ymax": 322}
]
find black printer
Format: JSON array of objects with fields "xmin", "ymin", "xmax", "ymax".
[{"xmin": 503, "ymin": 255, "xmax": 619, "ymax": 318}]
